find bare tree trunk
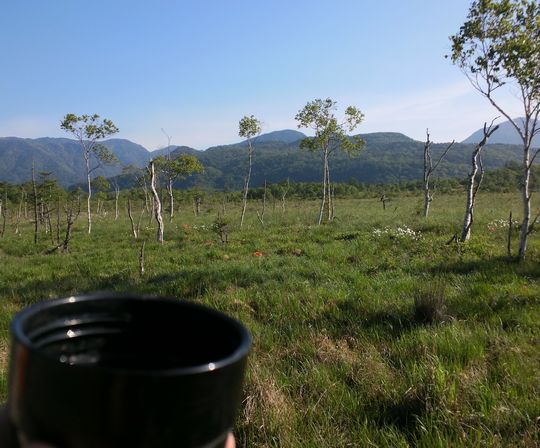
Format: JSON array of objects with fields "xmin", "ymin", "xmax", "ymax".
[
  {"xmin": 128, "ymin": 199, "xmax": 138, "ymax": 238},
  {"xmin": 330, "ymin": 183, "xmax": 335, "ymax": 221},
  {"xmin": 45, "ymin": 198, "xmax": 81, "ymax": 254},
  {"xmin": 32, "ymin": 160, "xmax": 39, "ymax": 244},
  {"xmin": 137, "ymin": 201, "xmax": 145, "ymax": 237},
  {"xmin": 148, "ymin": 161, "xmax": 164, "ymax": 244},
  {"xmin": 240, "ymin": 143, "xmax": 253, "ymax": 228},
  {"xmin": 518, "ymin": 143, "xmax": 532, "ymax": 259},
  {"xmin": 461, "ymin": 121, "xmax": 498, "ymax": 242},
  {"xmin": 1, "ymin": 192, "xmax": 7, "ymax": 238},
  {"xmin": 44, "ymin": 204, "xmax": 54, "ymax": 244},
  {"xmin": 256, "ymin": 181, "xmax": 267, "ymax": 228},
  {"xmin": 317, "ymin": 151, "xmax": 328, "ymax": 225},
  {"xmin": 14, "ymin": 190, "xmax": 23, "ymax": 235},
  {"xmin": 423, "ymin": 130, "xmax": 455, "ymax": 218},
  {"xmin": 142, "ymin": 177, "xmax": 150, "ymax": 213},
  {"xmin": 281, "ymin": 179, "xmax": 290, "ymax": 214},
  {"xmin": 168, "ymin": 180, "xmax": 174, "ymax": 222},
  {"xmin": 114, "ymin": 185, "xmax": 120, "ymax": 220},
  {"xmin": 56, "ymin": 198, "xmax": 61, "ymax": 244},
  {"xmin": 84, "ymin": 154, "xmax": 92, "ymax": 234},
  {"xmin": 507, "ymin": 211, "xmax": 513, "ymax": 259},
  {"xmin": 139, "ymin": 241, "xmax": 146, "ymax": 276},
  {"xmin": 326, "ymin": 162, "xmax": 333, "ymax": 222},
  {"xmin": 423, "ymin": 131, "xmax": 432, "ymax": 218}
]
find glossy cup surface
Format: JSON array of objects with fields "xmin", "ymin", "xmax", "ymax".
[{"xmin": 8, "ymin": 293, "xmax": 251, "ymax": 448}]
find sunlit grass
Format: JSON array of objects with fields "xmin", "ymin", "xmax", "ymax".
[{"xmin": 0, "ymin": 192, "xmax": 539, "ymax": 446}]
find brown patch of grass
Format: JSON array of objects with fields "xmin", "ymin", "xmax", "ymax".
[
  {"xmin": 314, "ymin": 332, "xmax": 357, "ymax": 365},
  {"xmin": 241, "ymin": 366, "xmax": 298, "ymax": 446}
]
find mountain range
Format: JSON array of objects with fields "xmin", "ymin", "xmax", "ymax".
[
  {"xmin": 462, "ymin": 117, "xmax": 539, "ymax": 146},
  {"xmin": 0, "ymin": 120, "xmax": 535, "ymax": 189}
]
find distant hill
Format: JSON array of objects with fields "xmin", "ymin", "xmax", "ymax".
[
  {"xmin": 0, "ymin": 137, "xmax": 152, "ymax": 186},
  {"xmin": 0, "ymin": 130, "xmax": 531, "ymax": 189},
  {"xmin": 248, "ymin": 129, "xmax": 306, "ymax": 145},
  {"xmin": 150, "ymin": 145, "xmax": 198, "ymax": 159},
  {"xmin": 164, "ymin": 132, "xmax": 527, "ymax": 190},
  {"xmin": 462, "ymin": 117, "xmax": 540, "ymax": 146}
]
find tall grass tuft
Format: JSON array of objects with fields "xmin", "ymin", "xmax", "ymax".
[{"xmin": 413, "ymin": 282, "xmax": 448, "ymax": 325}]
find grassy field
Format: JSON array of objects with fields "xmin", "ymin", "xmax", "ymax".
[{"xmin": 1, "ymin": 192, "xmax": 539, "ymax": 447}]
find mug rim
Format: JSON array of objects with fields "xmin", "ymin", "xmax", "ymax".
[{"xmin": 10, "ymin": 292, "xmax": 252, "ymax": 376}]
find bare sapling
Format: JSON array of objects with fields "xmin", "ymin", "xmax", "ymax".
[
  {"xmin": 128, "ymin": 198, "xmax": 138, "ymax": 238},
  {"xmin": 380, "ymin": 193, "xmax": 388, "ymax": 211},
  {"xmin": 0, "ymin": 195, "xmax": 5, "ymax": 238},
  {"xmin": 31, "ymin": 160, "xmax": 39, "ymax": 244},
  {"xmin": 45, "ymin": 196, "xmax": 81, "ymax": 254},
  {"xmin": 112, "ymin": 178, "xmax": 120, "ymax": 220},
  {"xmin": 256, "ymin": 181, "xmax": 267, "ymax": 228},
  {"xmin": 56, "ymin": 198, "xmax": 61, "ymax": 245},
  {"xmin": 280, "ymin": 179, "xmax": 290, "ymax": 214},
  {"xmin": 461, "ymin": 120, "xmax": 499, "ymax": 241},
  {"xmin": 14, "ymin": 187, "xmax": 24, "ymax": 235},
  {"xmin": 148, "ymin": 160, "xmax": 164, "ymax": 244},
  {"xmin": 139, "ymin": 241, "xmax": 146, "ymax": 276},
  {"xmin": 507, "ymin": 211, "xmax": 513, "ymax": 259},
  {"xmin": 194, "ymin": 196, "xmax": 202, "ymax": 216},
  {"xmin": 423, "ymin": 130, "xmax": 455, "ymax": 217},
  {"xmin": 238, "ymin": 115, "xmax": 262, "ymax": 228}
]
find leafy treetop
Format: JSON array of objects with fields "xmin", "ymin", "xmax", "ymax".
[
  {"xmin": 449, "ymin": 0, "xmax": 540, "ymax": 141},
  {"xmin": 153, "ymin": 154, "xmax": 204, "ymax": 182},
  {"xmin": 295, "ymin": 98, "xmax": 365, "ymax": 156},
  {"xmin": 238, "ymin": 115, "xmax": 262, "ymax": 140}
]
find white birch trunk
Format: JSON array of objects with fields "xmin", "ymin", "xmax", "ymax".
[
  {"xmin": 317, "ymin": 150, "xmax": 328, "ymax": 225},
  {"xmin": 149, "ymin": 161, "xmax": 164, "ymax": 244},
  {"xmin": 240, "ymin": 142, "xmax": 253, "ymax": 228},
  {"xmin": 85, "ymin": 154, "xmax": 92, "ymax": 234},
  {"xmin": 518, "ymin": 143, "xmax": 532, "ymax": 259}
]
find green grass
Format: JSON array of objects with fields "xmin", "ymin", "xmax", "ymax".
[{"xmin": 1, "ymin": 192, "xmax": 539, "ymax": 446}]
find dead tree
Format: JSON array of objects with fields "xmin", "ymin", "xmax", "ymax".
[
  {"xmin": 45, "ymin": 197, "xmax": 81, "ymax": 254},
  {"xmin": 14, "ymin": 189, "xmax": 23, "ymax": 235},
  {"xmin": 280, "ymin": 179, "xmax": 290, "ymax": 214},
  {"xmin": 139, "ymin": 241, "xmax": 146, "ymax": 276},
  {"xmin": 148, "ymin": 160, "xmax": 164, "ymax": 244},
  {"xmin": 194, "ymin": 196, "xmax": 202, "ymax": 216},
  {"xmin": 423, "ymin": 130, "xmax": 455, "ymax": 217},
  {"xmin": 31, "ymin": 160, "xmax": 39, "ymax": 243},
  {"xmin": 112, "ymin": 178, "xmax": 120, "ymax": 220},
  {"xmin": 0, "ymin": 194, "xmax": 5, "ymax": 238},
  {"xmin": 128, "ymin": 199, "xmax": 138, "ymax": 238},
  {"xmin": 256, "ymin": 181, "xmax": 267, "ymax": 227},
  {"xmin": 380, "ymin": 193, "xmax": 389, "ymax": 211},
  {"xmin": 507, "ymin": 211, "xmax": 513, "ymax": 259},
  {"xmin": 460, "ymin": 120, "xmax": 499, "ymax": 241}
]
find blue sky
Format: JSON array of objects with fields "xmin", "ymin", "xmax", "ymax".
[{"xmin": 0, "ymin": 1, "xmax": 522, "ymax": 150}]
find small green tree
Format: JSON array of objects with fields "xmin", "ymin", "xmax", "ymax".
[
  {"xmin": 238, "ymin": 115, "xmax": 262, "ymax": 228},
  {"xmin": 450, "ymin": 0, "xmax": 540, "ymax": 259},
  {"xmin": 61, "ymin": 113, "xmax": 119, "ymax": 234},
  {"xmin": 154, "ymin": 154, "xmax": 204, "ymax": 220},
  {"xmin": 295, "ymin": 98, "xmax": 365, "ymax": 224}
]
